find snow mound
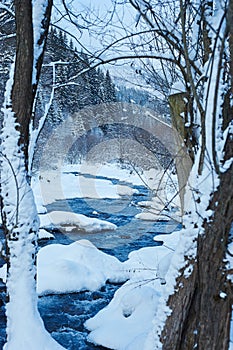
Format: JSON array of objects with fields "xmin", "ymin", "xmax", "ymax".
[
  {"xmin": 85, "ymin": 230, "xmax": 181, "ymax": 349},
  {"xmin": 39, "ymin": 211, "xmax": 117, "ymax": 233},
  {"xmin": 37, "ymin": 239, "xmax": 128, "ymax": 295},
  {"xmin": 37, "ymin": 205, "xmax": 47, "ymax": 214},
  {"xmin": 86, "ymin": 283, "xmax": 160, "ymax": 350},
  {"xmin": 116, "ymin": 184, "xmax": 139, "ymax": 196},
  {"xmin": 38, "ymin": 229, "xmax": 54, "ymax": 240},
  {"xmin": 153, "ymin": 230, "xmax": 181, "ymax": 250}
]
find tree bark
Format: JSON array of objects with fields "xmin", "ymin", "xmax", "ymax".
[
  {"xmin": 228, "ymin": 0, "xmax": 233, "ymax": 91},
  {"xmin": 168, "ymin": 92, "xmax": 194, "ymax": 216},
  {"xmin": 0, "ymin": 1, "xmax": 63, "ymax": 348},
  {"xmin": 11, "ymin": 0, "xmax": 34, "ymax": 166},
  {"xmin": 11, "ymin": 0, "xmax": 52, "ymax": 169},
  {"xmin": 160, "ymin": 2, "xmax": 233, "ymax": 348},
  {"xmin": 161, "ymin": 158, "xmax": 233, "ymax": 350}
]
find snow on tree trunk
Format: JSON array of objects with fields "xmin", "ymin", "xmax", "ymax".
[
  {"xmin": 1, "ymin": 104, "xmax": 64, "ymax": 350},
  {"xmin": 159, "ymin": 162, "xmax": 233, "ymax": 350},
  {"xmin": 144, "ymin": 2, "xmax": 233, "ymax": 349},
  {"xmin": 0, "ymin": 1, "xmax": 65, "ymax": 348}
]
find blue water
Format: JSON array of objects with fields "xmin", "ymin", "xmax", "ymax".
[{"xmin": 0, "ymin": 173, "xmax": 180, "ymax": 349}]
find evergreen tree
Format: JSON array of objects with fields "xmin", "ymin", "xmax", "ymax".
[
  {"xmin": 69, "ymin": 39, "xmax": 74, "ymax": 51},
  {"xmin": 0, "ymin": 16, "xmax": 118, "ymax": 168},
  {"xmin": 103, "ymin": 70, "xmax": 117, "ymax": 102}
]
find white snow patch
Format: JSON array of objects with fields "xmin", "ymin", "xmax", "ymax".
[
  {"xmin": 219, "ymin": 291, "xmax": 227, "ymax": 299},
  {"xmin": 37, "ymin": 240, "xmax": 127, "ymax": 295},
  {"xmin": 38, "ymin": 229, "xmax": 54, "ymax": 240},
  {"xmin": 33, "ymin": 170, "xmax": 139, "ymax": 205},
  {"xmin": 86, "ymin": 282, "xmax": 160, "ymax": 350},
  {"xmin": 85, "ymin": 230, "xmax": 181, "ymax": 349},
  {"xmin": 39, "ymin": 211, "xmax": 117, "ymax": 233},
  {"xmin": 0, "ymin": 264, "xmax": 7, "ymax": 283}
]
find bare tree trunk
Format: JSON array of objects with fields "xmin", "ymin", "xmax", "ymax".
[
  {"xmin": 228, "ymin": 0, "xmax": 233, "ymax": 88},
  {"xmin": 168, "ymin": 92, "xmax": 194, "ymax": 216},
  {"xmin": 11, "ymin": 0, "xmax": 34, "ymax": 166},
  {"xmin": 11, "ymin": 0, "xmax": 52, "ymax": 169}
]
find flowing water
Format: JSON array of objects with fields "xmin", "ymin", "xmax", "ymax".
[{"xmin": 0, "ymin": 173, "xmax": 180, "ymax": 349}]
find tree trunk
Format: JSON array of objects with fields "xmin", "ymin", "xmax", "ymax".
[
  {"xmin": 161, "ymin": 157, "xmax": 233, "ymax": 349},
  {"xmin": 168, "ymin": 92, "xmax": 194, "ymax": 216},
  {"xmin": 11, "ymin": 0, "xmax": 34, "ymax": 166},
  {"xmin": 228, "ymin": 0, "xmax": 233, "ymax": 90},
  {"xmin": 0, "ymin": 1, "xmax": 64, "ymax": 348},
  {"xmin": 159, "ymin": 3, "xmax": 233, "ymax": 348}
]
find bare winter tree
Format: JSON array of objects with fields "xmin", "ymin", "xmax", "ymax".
[
  {"xmin": 121, "ymin": 1, "xmax": 233, "ymax": 349},
  {"xmin": 0, "ymin": 1, "xmax": 64, "ymax": 348},
  {"xmin": 61, "ymin": 0, "xmax": 233, "ymax": 348},
  {"xmin": 0, "ymin": 0, "xmax": 232, "ymax": 348}
]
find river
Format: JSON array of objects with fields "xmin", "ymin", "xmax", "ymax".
[{"xmin": 0, "ymin": 172, "xmax": 180, "ymax": 349}]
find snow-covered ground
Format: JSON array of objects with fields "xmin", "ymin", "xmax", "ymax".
[
  {"xmin": 0, "ymin": 231, "xmax": 181, "ymax": 349},
  {"xmin": 39, "ymin": 211, "xmax": 117, "ymax": 233},
  {"xmin": 32, "ymin": 162, "xmax": 180, "ymax": 225},
  {"xmin": 1, "ymin": 161, "xmax": 232, "ymax": 349},
  {"xmin": 1, "ymin": 161, "xmax": 182, "ymax": 349},
  {"xmin": 32, "ymin": 163, "xmax": 181, "ymax": 349},
  {"xmin": 32, "ymin": 164, "xmax": 141, "ymax": 208},
  {"xmin": 85, "ymin": 230, "xmax": 180, "ymax": 349}
]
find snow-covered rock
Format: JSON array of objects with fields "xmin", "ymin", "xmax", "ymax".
[
  {"xmin": 86, "ymin": 282, "xmax": 160, "ymax": 350},
  {"xmin": 85, "ymin": 230, "xmax": 181, "ymax": 349},
  {"xmin": 135, "ymin": 211, "xmax": 170, "ymax": 221},
  {"xmin": 39, "ymin": 211, "xmax": 117, "ymax": 233},
  {"xmin": 37, "ymin": 239, "xmax": 127, "ymax": 295},
  {"xmin": 38, "ymin": 229, "xmax": 54, "ymax": 240}
]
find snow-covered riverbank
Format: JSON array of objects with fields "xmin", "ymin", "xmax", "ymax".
[
  {"xmin": 0, "ymin": 162, "xmax": 182, "ymax": 349},
  {"xmin": 35, "ymin": 162, "xmax": 182, "ymax": 349}
]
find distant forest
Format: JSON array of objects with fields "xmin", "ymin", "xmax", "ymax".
[{"xmin": 0, "ymin": 21, "xmax": 169, "ymax": 169}]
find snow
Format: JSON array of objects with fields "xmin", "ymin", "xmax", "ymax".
[
  {"xmin": 227, "ymin": 242, "xmax": 233, "ymax": 284},
  {"xmin": 2, "ymin": 0, "xmax": 231, "ymax": 348},
  {"xmin": 135, "ymin": 211, "xmax": 170, "ymax": 222},
  {"xmin": 32, "ymin": 0, "xmax": 50, "ymax": 84},
  {"xmin": 86, "ymin": 283, "xmax": 160, "ymax": 350},
  {"xmin": 0, "ymin": 229, "xmax": 182, "ymax": 349},
  {"xmin": 38, "ymin": 228, "xmax": 55, "ymax": 240},
  {"xmin": 0, "ymin": 229, "xmax": 179, "ymax": 299},
  {"xmin": 0, "ymin": 236, "xmax": 175, "ymax": 348},
  {"xmin": 29, "ymin": 61, "xmax": 56, "ymax": 173},
  {"xmin": 219, "ymin": 291, "xmax": 227, "ymax": 299},
  {"xmin": 37, "ymin": 239, "xmax": 127, "ymax": 295},
  {"xmin": 64, "ymin": 163, "xmax": 144, "ymax": 186},
  {"xmin": 32, "ymin": 164, "xmax": 180, "ymax": 226},
  {"xmin": 23, "ymin": 162, "xmax": 181, "ymax": 349},
  {"xmin": 0, "ymin": 264, "xmax": 7, "ymax": 284},
  {"xmin": 32, "ymin": 169, "xmax": 140, "ymax": 206},
  {"xmin": 85, "ymin": 231, "xmax": 181, "ymax": 349},
  {"xmin": 1, "ymin": 150, "xmax": 231, "ymax": 349},
  {"xmin": 1, "ymin": 63, "xmax": 65, "ymax": 349},
  {"xmin": 39, "ymin": 211, "xmax": 117, "ymax": 233}
]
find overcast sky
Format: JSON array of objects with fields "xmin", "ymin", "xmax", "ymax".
[
  {"xmin": 53, "ymin": 0, "xmax": 136, "ymax": 55},
  {"xmin": 52, "ymin": 1, "xmax": 164, "ymax": 96}
]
